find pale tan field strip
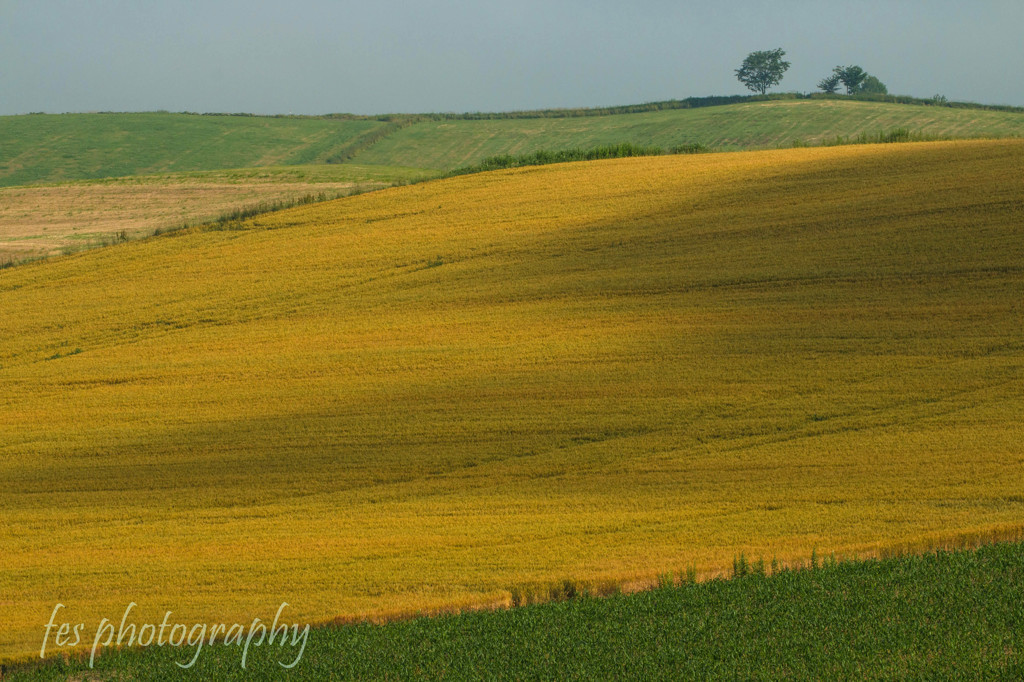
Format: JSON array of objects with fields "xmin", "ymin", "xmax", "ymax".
[
  {"xmin": 1, "ymin": 141, "xmax": 1022, "ymax": 659},
  {"xmin": 0, "ymin": 182, "xmax": 364, "ymax": 261},
  {"xmin": 0, "ymin": 164, "xmax": 431, "ymax": 263}
]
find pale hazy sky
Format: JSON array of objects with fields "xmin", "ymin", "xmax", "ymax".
[{"xmin": 2, "ymin": 0, "xmax": 1022, "ymax": 116}]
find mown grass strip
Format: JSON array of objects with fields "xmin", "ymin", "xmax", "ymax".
[{"xmin": 446, "ymin": 128, "xmax": 941, "ymax": 176}]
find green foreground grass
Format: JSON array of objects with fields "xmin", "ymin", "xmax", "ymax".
[{"xmin": 7, "ymin": 540, "xmax": 1023, "ymax": 680}]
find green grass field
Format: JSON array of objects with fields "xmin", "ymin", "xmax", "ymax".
[
  {"xmin": 7, "ymin": 540, "xmax": 1023, "ymax": 680},
  {"xmin": 5, "ymin": 99, "xmax": 1024, "ymax": 188},
  {"xmin": 0, "ymin": 113, "xmax": 386, "ymax": 187},
  {"xmin": 347, "ymin": 99, "xmax": 1024, "ymax": 170}
]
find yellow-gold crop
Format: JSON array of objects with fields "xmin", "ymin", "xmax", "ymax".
[{"xmin": 1, "ymin": 140, "xmax": 1023, "ymax": 659}]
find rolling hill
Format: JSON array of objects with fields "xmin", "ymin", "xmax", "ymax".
[
  {"xmin": 5, "ymin": 98, "xmax": 1024, "ymax": 267},
  {"xmin": 4, "ymin": 99, "xmax": 1024, "ymax": 188},
  {"xmin": 2, "ymin": 139, "xmax": 1022, "ymax": 659}
]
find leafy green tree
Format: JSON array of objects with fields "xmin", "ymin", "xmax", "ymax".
[
  {"xmin": 834, "ymin": 65, "xmax": 867, "ymax": 94},
  {"xmin": 735, "ymin": 49, "xmax": 791, "ymax": 95},
  {"xmin": 859, "ymin": 75, "xmax": 888, "ymax": 94},
  {"xmin": 817, "ymin": 73, "xmax": 841, "ymax": 94}
]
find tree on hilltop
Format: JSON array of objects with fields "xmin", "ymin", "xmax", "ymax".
[
  {"xmin": 817, "ymin": 73, "xmax": 841, "ymax": 94},
  {"xmin": 859, "ymin": 75, "xmax": 888, "ymax": 94},
  {"xmin": 834, "ymin": 65, "xmax": 868, "ymax": 94},
  {"xmin": 735, "ymin": 49, "xmax": 791, "ymax": 95},
  {"xmin": 825, "ymin": 66, "xmax": 888, "ymax": 95}
]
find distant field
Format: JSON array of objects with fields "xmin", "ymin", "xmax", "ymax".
[
  {"xmin": 2, "ymin": 141, "xmax": 1023, "ymax": 660},
  {"xmin": 348, "ymin": 99, "xmax": 1024, "ymax": 170},
  {"xmin": 0, "ymin": 165, "xmax": 435, "ymax": 263},
  {"xmin": 0, "ymin": 113, "xmax": 386, "ymax": 186},
  {"xmin": 5, "ymin": 100, "xmax": 1024, "ymax": 189}
]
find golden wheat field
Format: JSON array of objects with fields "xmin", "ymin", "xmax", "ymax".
[{"xmin": 1, "ymin": 140, "xmax": 1023, "ymax": 659}]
